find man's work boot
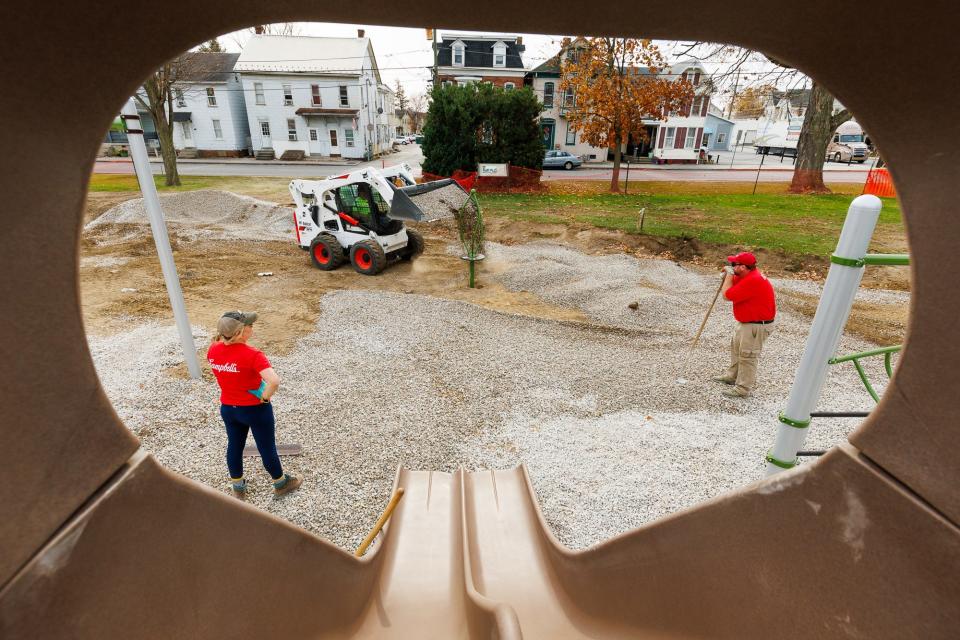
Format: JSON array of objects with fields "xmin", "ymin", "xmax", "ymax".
[
  {"xmin": 722, "ymin": 387, "xmax": 750, "ymax": 398},
  {"xmin": 273, "ymin": 473, "xmax": 302, "ymax": 498},
  {"xmin": 712, "ymin": 376, "xmax": 736, "ymax": 385}
]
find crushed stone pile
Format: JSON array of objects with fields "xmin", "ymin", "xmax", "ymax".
[
  {"xmin": 89, "ymin": 243, "xmax": 905, "ymax": 552},
  {"xmin": 407, "ymin": 182, "xmax": 473, "ymax": 221},
  {"xmin": 85, "ymin": 189, "xmax": 294, "ymax": 242}
]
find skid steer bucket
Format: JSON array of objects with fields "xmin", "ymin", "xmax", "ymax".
[{"xmin": 388, "ymin": 179, "xmax": 469, "ymax": 222}]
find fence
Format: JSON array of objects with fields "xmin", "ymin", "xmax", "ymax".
[{"xmin": 422, "ymin": 164, "xmax": 544, "ymax": 193}]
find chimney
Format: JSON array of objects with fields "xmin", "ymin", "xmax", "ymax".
[
  {"xmin": 561, "ymin": 37, "xmax": 571, "ymax": 47},
  {"xmin": 254, "ymin": 25, "xmax": 265, "ymax": 35},
  {"xmin": 516, "ymin": 36, "xmax": 522, "ymax": 45},
  {"xmin": 357, "ymin": 29, "xmax": 365, "ymax": 38}
]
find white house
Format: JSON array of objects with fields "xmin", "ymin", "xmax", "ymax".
[
  {"xmin": 650, "ymin": 60, "xmax": 716, "ymax": 164},
  {"xmin": 235, "ymin": 33, "xmax": 386, "ymax": 160},
  {"xmin": 137, "ymin": 52, "xmax": 251, "ymax": 158}
]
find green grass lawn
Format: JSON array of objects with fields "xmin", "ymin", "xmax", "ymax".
[
  {"xmin": 479, "ymin": 185, "xmax": 904, "ymax": 257},
  {"xmin": 88, "ymin": 174, "xmax": 904, "ymax": 258}
]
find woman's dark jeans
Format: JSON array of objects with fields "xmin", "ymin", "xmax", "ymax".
[{"xmin": 220, "ymin": 403, "xmax": 283, "ymax": 480}]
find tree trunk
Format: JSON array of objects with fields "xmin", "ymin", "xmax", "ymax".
[
  {"xmin": 789, "ymin": 80, "xmax": 840, "ymax": 194},
  {"xmin": 141, "ymin": 75, "xmax": 181, "ymax": 187},
  {"xmin": 610, "ymin": 133, "xmax": 622, "ymax": 193}
]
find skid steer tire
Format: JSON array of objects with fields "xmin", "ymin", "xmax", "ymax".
[
  {"xmin": 350, "ymin": 239, "xmax": 387, "ymax": 275},
  {"xmin": 310, "ymin": 234, "xmax": 344, "ymax": 271},
  {"xmin": 402, "ymin": 229, "xmax": 425, "ymax": 260}
]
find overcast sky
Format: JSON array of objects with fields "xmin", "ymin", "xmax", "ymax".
[{"xmin": 216, "ymin": 22, "xmax": 792, "ymax": 102}]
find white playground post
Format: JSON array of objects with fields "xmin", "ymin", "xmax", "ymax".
[
  {"xmin": 120, "ymin": 98, "xmax": 201, "ymax": 379},
  {"xmin": 765, "ymin": 195, "xmax": 883, "ymax": 475}
]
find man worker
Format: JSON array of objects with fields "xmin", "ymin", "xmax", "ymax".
[{"xmin": 712, "ymin": 251, "xmax": 777, "ymax": 398}]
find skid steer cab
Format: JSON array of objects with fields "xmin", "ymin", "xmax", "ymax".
[{"xmin": 289, "ymin": 166, "xmax": 464, "ymax": 275}]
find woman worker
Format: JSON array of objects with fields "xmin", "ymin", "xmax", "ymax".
[{"xmin": 206, "ymin": 310, "xmax": 301, "ymax": 498}]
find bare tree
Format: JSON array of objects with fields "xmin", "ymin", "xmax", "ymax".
[
  {"xmin": 407, "ymin": 94, "xmax": 427, "ymax": 133},
  {"xmin": 229, "ymin": 22, "xmax": 301, "ymax": 49},
  {"xmin": 134, "ymin": 54, "xmax": 223, "ymax": 187},
  {"xmin": 672, "ymin": 42, "xmax": 850, "ymax": 193},
  {"xmin": 395, "ymin": 80, "xmax": 408, "ymax": 111}
]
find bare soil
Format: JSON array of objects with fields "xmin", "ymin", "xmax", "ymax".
[{"xmin": 80, "ymin": 192, "xmax": 909, "ymax": 354}]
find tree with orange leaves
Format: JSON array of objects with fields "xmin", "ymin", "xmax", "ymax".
[{"xmin": 560, "ymin": 38, "xmax": 694, "ymax": 193}]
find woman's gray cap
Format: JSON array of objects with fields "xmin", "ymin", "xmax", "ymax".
[{"xmin": 218, "ymin": 310, "xmax": 257, "ymax": 338}]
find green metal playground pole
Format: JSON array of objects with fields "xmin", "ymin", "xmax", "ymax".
[{"xmin": 765, "ymin": 195, "xmax": 883, "ymax": 475}]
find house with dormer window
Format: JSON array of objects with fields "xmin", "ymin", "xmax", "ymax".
[
  {"xmin": 435, "ymin": 33, "xmax": 527, "ymax": 88},
  {"xmin": 527, "ymin": 43, "xmax": 717, "ymax": 164}
]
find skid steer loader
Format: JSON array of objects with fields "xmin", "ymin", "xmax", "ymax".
[{"xmin": 289, "ymin": 167, "xmax": 468, "ymax": 276}]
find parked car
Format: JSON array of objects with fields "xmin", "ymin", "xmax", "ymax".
[
  {"xmin": 390, "ymin": 137, "xmax": 409, "ymax": 146},
  {"xmin": 405, "ymin": 135, "xmax": 418, "ymax": 143},
  {"xmin": 542, "ymin": 150, "xmax": 582, "ymax": 170},
  {"xmin": 415, "ymin": 135, "xmax": 424, "ymax": 144}
]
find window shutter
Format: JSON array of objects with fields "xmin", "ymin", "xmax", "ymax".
[
  {"xmin": 681, "ymin": 71, "xmax": 687, "ymax": 82},
  {"xmin": 658, "ymin": 127, "xmax": 666, "ymax": 148},
  {"xmin": 695, "ymin": 128, "xmax": 703, "ymax": 148},
  {"xmin": 701, "ymin": 98, "xmax": 709, "ymax": 117},
  {"xmin": 693, "ymin": 71, "xmax": 701, "ymax": 85},
  {"xmin": 675, "ymin": 127, "xmax": 686, "ymax": 149}
]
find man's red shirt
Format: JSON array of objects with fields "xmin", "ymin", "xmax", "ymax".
[
  {"xmin": 206, "ymin": 342, "xmax": 271, "ymax": 405},
  {"xmin": 724, "ymin": 268, "xmax": 777, "ymax": 323}
]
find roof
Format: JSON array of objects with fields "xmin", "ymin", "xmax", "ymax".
[
  {"xmin": 235, "ymin": 35, "xmax": 374, "ymax": 76},
  {"xmin": 437, "ymin": 34, "xmax": 525, "ymax": 70},
  {"xmin": 174, "ymin": 52, "xmax": 240, "ymax": 82},
  {"xmin": 529, "ymin": 55, "xmax": 560, "ymax": 76}
]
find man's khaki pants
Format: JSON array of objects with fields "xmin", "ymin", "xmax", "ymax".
[{"xmin": 725, "ymin": 321, "xmax": 775, "ymax": 394}]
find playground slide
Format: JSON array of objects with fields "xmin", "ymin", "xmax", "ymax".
[{"xmin": 3, "ymin": 448, "xmax": 958, "ymax": 638}]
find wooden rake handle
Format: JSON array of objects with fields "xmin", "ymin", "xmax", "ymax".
[
  {"xmin": 355, "ymin": 487, "xmax": 405, "ymax": 557},
  {"xmin": 690, "ymin": 273, "xmax": 727, "ymax": 349}
]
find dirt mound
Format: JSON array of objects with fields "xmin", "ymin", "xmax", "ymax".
[{"xmin": 85, "ymin": 189, "xmax": 294, "ymax": 243}]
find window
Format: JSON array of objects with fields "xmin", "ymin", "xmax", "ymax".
[
  {"xmin": 283, "ymin": 84, "xmax": 293, "ymax": 106},
  {"xmin": 684, "ymin": 68, "xmax": 699, "ymax": 85},
  {"xmin": 493, "ymin": 42, "xmax": 506, "ymax": 67},
  {"xmin": 311, "ymin": 84, "xmax": 321, "ymax": 106},
  {"xmin": 287, "ymin": 119, "xmax": 297, "ymax": 142},
  {"xmin": 664, "ymin": 127, "xmax": 676, "ymax": 147},
  {"xmin": 717, "ymin": 132, "xmax": 726, "ymax": 144},
  {"xmin": 453, "ymin": 42, "xmax": 465, "ymax": 66},
  {"xmin": 543, "ymin": 82, "xmax": 554, "ymax": 108},
  {"xmin": 690, "ymin": 96, "xmax": 701, "ymax": 116},
  {"xmin": 563, "ymin": 87, "xmax": 574, "ymax": 108},
  {"xmin": 339, "ymin": 85, "xmax": 349, "ymax": 107},
  {"xmin": 442, "ymin": 80, "xmax": 453, "ymax": 87},
  {"xmin": 685, "ymin": 127, "xmax": 698, "ymax": 148},
  {"xmin": 565, "ymin": 122, "xmax": 576, "ymax": 145},
  {"xmin": 701, "ymin": 132, "xmax": 711, "ymax": 147},
  {"xmin": 206, "ymin": 87, "xmax": 217, "ymax": 107},
  {"xmin": 181, "ymin": 121, "xmax": 191, "ymax": 140},
  {"xmin": 254, "ymin": 82, "xmax": 265, "ymax": 105},
  {"xmin": 504, "ymin": 82, "xmax": 515, "ymax": 91},
  {"xmin": 329, "ymin": 129, "xmax": 338, "ymax": 146},
  {"xmin": 309, "ymin": 129, "xmax": 318, "ymax": 141},
  {"xmin": 212, "ymin": 119, "xmax": 223, "ymax": 139},
  {"xmin": 344, "ymin": 129, "xmax": 354, "ymax": 147},
  {"xmin": 260, "ymin": 120, "xmax": 270, "ymax": 138},
  {"xmin": 175, "ymin": 89, "xmax": 185, "ymax": 107}
]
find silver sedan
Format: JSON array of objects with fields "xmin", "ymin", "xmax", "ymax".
[{"xmin": 542, "ymin": 150, "xmax": 583, "ymax": 170}]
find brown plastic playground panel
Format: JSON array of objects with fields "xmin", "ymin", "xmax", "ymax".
[{"xmin": 1, "ymin": 1, "xmax": 958, "ymax": 637}]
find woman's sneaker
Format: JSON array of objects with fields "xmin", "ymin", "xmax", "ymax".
[
  {"xmin": 231, "ymin": 478, "xmax": 247, "ymax": 499},
  {"xmin": 273, "ymin": 473, "xmax": 302, "ymax": 497}
]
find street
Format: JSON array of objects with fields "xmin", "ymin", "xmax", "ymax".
[{"xmin": 93, "ymin": 144, "xmax": 874, "ymax": 183}]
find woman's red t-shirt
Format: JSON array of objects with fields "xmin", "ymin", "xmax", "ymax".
[{"xmin": 206, "ymin": 341, "xmax": 271, "ymax": 406}]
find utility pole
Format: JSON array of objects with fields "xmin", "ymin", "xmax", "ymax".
[{"xmin": 431, "ymin": 28, "xmax": 438, "ymax": 88}]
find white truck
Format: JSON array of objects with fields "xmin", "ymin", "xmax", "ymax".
[
  {"xmin": 825, "ymin": 121, "xmax": 869, "ymax": 163},
  {"xmin": 753, "ymin": 118, "xmax": 802, "ymax": 158}
]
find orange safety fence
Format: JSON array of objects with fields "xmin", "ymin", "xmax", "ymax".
[
  {"xmin": 421, "ymin": 164, "xmax": 545, "ymax": 193},
  {"xmin": 862, "ymin": 167, "xmax": 897, "ymax": 198}
]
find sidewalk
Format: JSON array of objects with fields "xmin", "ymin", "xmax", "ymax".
[
  {"xmin": 97, "ymin": 155, "xmax": 363, "ymax": 167},
  {"xmin": 580, "ymin": 157, "xmax": 874, "ymax": 172}
]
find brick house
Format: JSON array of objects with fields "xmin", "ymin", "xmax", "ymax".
[{"xmin": 435, "ymin": 33, "xmax": 527, "ymax": 88}]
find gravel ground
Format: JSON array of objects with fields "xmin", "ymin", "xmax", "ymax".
[
  {"xmin": 88, "ymin": 242, "xmax": 903, "ymax": 551},
  {"xmin": 85, "ymin": 190, "xmax": 294, "ymax": 243}
]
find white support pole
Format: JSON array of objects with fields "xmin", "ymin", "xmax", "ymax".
[
  {"xmin": 120, "ymin": 98, "xmax": 202, "ymax": 379},
  {"xmin": 765, "ymin": 194, "xmax": 883, "ymax": 475}
]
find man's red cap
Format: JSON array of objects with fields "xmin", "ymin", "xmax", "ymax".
[{"xmin": 727, "ymin": 251, "xmax": 757, "ymax": 266}]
